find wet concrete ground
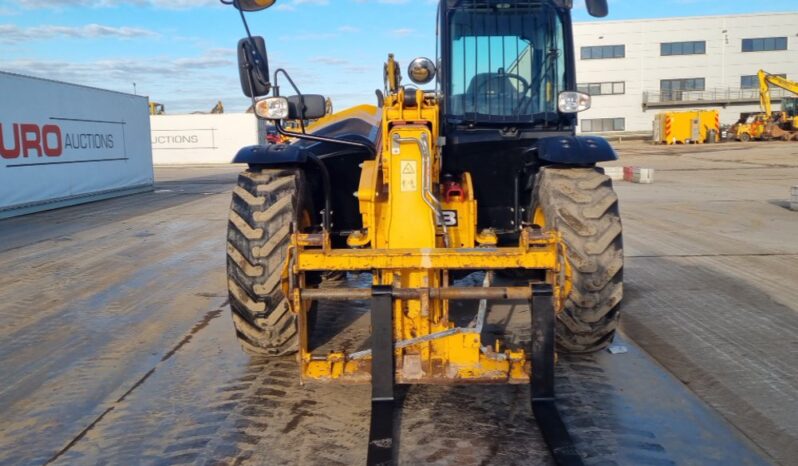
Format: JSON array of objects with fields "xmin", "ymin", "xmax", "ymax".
[
  {"xmin": 0, "ymin": 142, "xmax": 796, "ymax": 465},
  {"xmin": 605, "ymin": 141, "xmax": 798, "ymax": 465}
]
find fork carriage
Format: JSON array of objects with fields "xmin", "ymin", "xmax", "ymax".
[{"xmin": 286, "ymin": 228, "xmax": 567, "ymax": 384}]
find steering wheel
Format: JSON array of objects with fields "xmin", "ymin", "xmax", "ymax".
[{"xmin": 474, "ymin": 72, "xmax": 530, "ymax": 98}]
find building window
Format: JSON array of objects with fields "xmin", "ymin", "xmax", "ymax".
[
  {"xmin": 660, "ymin": 78, "xmax": 705, "ymax": 100},
  {"xmin": 741, "ymin": 74, "xmax": 787, "ymax": 89},
  {"xmin": 581, "ymin": 45, "xmax": 625, "ymax": 60},
  {"xmin": 661, "ymin": 41, "xmax": 706, "ymax": 56},
  {"xmin": 577, "ymin": 81, "xmax": 625, "ymax": 96},
  {"xmin": 581, "ymin": 118, "xmax": 625, "ymax": 132},
  {"xmin": 661, "ymin": 78, "xmax": 706, "ymax": 91},
  {"xmin": 742, "ymin": 37, "xmax": 788, "ymax": 52}
]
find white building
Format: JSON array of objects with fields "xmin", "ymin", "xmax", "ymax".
[{"xmin": 573, "ymin": 12, "xmax": 798, "ymax": 133}]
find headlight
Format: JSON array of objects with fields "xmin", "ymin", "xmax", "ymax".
[
  {"xmin": 255, "ymin": 97, "xmax": 289, "ymax": 120},
  {"xmin": 558, "ymin": 91, "xmax": 591, "ymax": 113}
]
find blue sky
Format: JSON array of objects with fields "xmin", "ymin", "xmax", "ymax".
[{"xmin": 1, "ymin": 0, "xmax": 794, "ymax": 112}]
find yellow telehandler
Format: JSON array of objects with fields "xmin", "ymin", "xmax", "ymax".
[{"xmin": 224, "ymin": 1, "xmax": 621, "ymax": 464}]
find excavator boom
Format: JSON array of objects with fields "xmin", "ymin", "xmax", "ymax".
[{"xmin": 758, "ymin": 70, "xmax": 798, "ymax": 118}]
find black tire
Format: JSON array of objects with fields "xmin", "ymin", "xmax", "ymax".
[
  {"xmin": 740, "ymin": 132, "xmax": 752, "ymax": 142},
  {"xmin": 226, "ymin": 168, "xmax": 309, "ymax": 357},
  {"xmin": 532, "ymin": 167, "xmax": 623, "ymax": 353}
]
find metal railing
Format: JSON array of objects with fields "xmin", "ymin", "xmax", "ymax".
[{"xmin": 643, "ymin": 87, "xmax": 792, "ymax": 109}]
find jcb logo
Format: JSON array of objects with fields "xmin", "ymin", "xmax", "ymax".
[{"xmin": 0, "ymin": 123, "xmax": 63, "ymax": 159}]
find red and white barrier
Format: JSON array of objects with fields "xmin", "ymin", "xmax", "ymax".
[{"xmin": 605, "ymin": 166, "xmax": 655, "ymax": 184}]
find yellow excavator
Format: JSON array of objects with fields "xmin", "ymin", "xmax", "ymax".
[
  {"xmin": 225, "ymin": 1, "xmax": 619, "ymax": 464},
  {"xmin": 735, "ymin": 70, "xmax": 798, "ymax": 141},
  {"xmin": 759, "ymin": 71, "xmax": 798, "ymax": 140}
]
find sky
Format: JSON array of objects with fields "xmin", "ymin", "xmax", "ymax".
[{"xmin": 1, "ymin": 0, "xmax": 794, "ymax": 113}]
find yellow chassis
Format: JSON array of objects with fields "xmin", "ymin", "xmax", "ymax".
[{"xmin": 280, "ymin": 56, "xmax": 568, "ymax": 385}]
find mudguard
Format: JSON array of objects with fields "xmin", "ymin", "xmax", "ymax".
[
  {"xmin": 538, "ymin": 135, "xmax": 618, "ymax": 165},
  {"xmin": 232, "ymin": 144, "xmax": 310, "ymax": 166}
]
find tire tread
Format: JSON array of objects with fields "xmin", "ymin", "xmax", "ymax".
[
  {"xmin": 226, "ymin": 168, "xmax": 302, "ymax": 357},
  {"xmin": 534, "ymin": 167, "xmax": 624, "ymax": 353}
]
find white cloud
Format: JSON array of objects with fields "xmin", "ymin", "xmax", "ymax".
[
  {"xmin": 16, "ymin": 0, "xmax": 221, "ymax": 10},
  {"xmin": 0, "ymin": 48, "xmax": 235, "ymax": 83},
  {"xmin": 389, "ymin": 28, "xmax": 414, "ymax": 37},
  {"xmin": 0, "ymin": 24, "xmax": 159, "ymax": 43},
  {"xmin": 309, "ymin": 56, "xmax": 350, "ymax": 65}
]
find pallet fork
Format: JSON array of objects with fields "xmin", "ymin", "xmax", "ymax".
[{"xmin": 365, "ymin": 284, "xmax": 583, "ymax": 466}]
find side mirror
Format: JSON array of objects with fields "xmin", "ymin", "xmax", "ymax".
[
  {"xmin": 287, "ymin": 95, "xmax": 328, "ymax": 120},
  {"xmin": 234, "ymin": 0, "xmax": 276, "ymax": 12},
  {"xmin": 585, "ymin": 0, "xmax": 608, "ymax": 18},
  {"xmin": 237, "ymin": 36, "xmax": 271, "ymax": 98}
]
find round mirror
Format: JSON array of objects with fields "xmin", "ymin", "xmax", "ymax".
[
  {"xmin": 407, "ymin": 57, "xmax": 436, "ymax": 85},
  {"xmin": 235, "ymin": 0, "xmax": 276, "ymax": 12}
]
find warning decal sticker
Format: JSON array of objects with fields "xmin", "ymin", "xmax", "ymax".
[{"xmin": 400, "ymin": 160, "xmax": 417, "ymax": 192}]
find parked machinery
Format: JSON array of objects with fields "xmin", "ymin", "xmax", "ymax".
[
  {"xmin": 149, "ymin": 102, "xmax": 165, "ymax": 115},
  {"xmin": 224, "ymin": 1, "xmax": 621, "ymax": 464},
  {"xmin": 734, "ymin": 71, "xmax": 798, "ymax": 141},
  {"xmin": 759, "ymin": 71, "xmax": 798, "ymax": 141},
  {"xmin": 653, "ymin": 110, "xmax": 720, "ymax": 144},
  {"xmin": 732, "ymin": 112, "xmax": 767, "ymax": 142},
  {"xmin": 210, "ymin": 101, "xmax": 225, "ymax": 114}
]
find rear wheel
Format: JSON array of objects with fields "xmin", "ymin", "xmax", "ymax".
[
  {"xmin": 532, "ymin": 167, "xmax": 623, "ymax": 353},
  {"xmin": 226, "ymin": 168, "xmax": 312, "ymax": 356},
  {"xmin": 739, "ymin": 132, "xmax": 752, "ymax": 142}
]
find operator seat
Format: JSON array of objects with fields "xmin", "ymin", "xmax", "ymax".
[{"xmin": 461, "ymin": 72, "xmax": 520, "ymax": 115}]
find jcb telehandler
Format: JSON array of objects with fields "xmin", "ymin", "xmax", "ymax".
[{"xmin": 224, "ymin": 0, "xmax": 622, "ymax": 464}]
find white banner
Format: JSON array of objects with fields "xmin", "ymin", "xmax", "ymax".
[
  {"xmin": 0, "ymin": 72, "xmax": 153, "ymax": 217},
  {"xmin": 151, "ymin": 128, "xmax": 217, "ymax": 151},
  {"xmin": 150, "ymin": 113, "xmax": 257, "ymax": 165}
]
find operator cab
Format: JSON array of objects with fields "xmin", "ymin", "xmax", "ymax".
[
  {"xmin": 783, "ymin": 97, "xmax": 798, "ymax": 118},
  {"xmin": 443, "ymin": 1, "xmax": 570, "ymax": 129},
  {"xmin": 437, "ymin": 0, "xmax": 606, "ymax": 238}
]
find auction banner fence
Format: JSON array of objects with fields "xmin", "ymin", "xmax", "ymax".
[
  {"xmin": 0, "ymin": 71, "xmax": 153, "ymax": 219},
  {"xmin": 150, "ymin": 113, "xmax": 258, "ymax": 165}
]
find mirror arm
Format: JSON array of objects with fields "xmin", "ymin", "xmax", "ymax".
[
  {"xmin": 274, "ymin": 120, "xmax": 376, "ymax": 158},
  {"xmin": 274, "ymin": 68, "xmax": 308, "ymax": 134}
]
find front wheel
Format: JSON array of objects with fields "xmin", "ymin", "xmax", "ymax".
[
  {"xmin": 532, "ymin": 167, "xmax": 624, "ymax": 353},
  {"xmin": 226, "ymin": 168, "xmax": 312, "ymax": 356}
]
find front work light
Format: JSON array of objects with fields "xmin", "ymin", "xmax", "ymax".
[
  {"xmin": 255, "ymin": 97, "xmax": 289, "ymax": 120},
  {"xmin": 558, "ymin": 91, "xmax": 591, "ymax": 113}
]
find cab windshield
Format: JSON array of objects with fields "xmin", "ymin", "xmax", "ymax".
[
  {"xmin": 447, "ymin": 3, "xmax": 566, "ymax": 123},
  {"xmin": 784, "ymin": 98, "xmax": 798, "ymax": 118}
]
